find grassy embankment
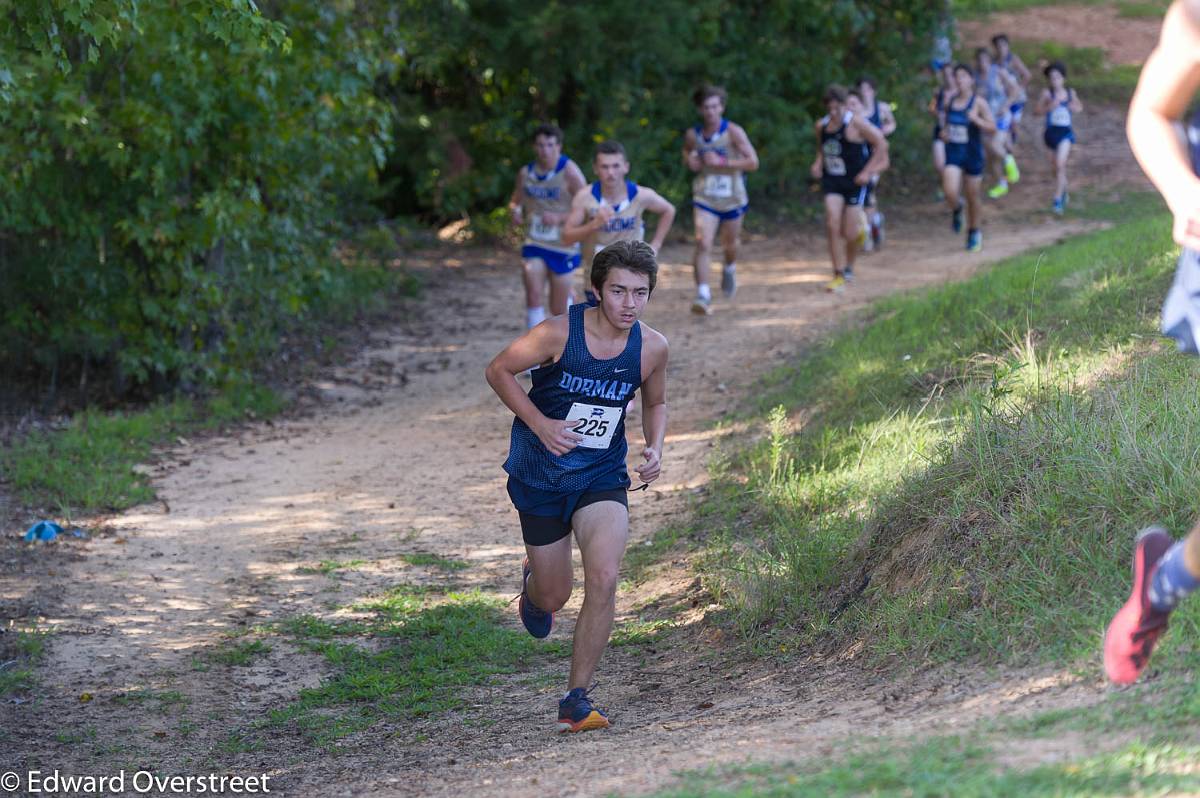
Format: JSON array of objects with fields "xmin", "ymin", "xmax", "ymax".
[
  {"xmin": 634, "ymin": 197, "xmax": 1200, "ymax": 794},
  {"xmin": 954, "ymin": 0, "xmax": 1169, "ymax": 19}
]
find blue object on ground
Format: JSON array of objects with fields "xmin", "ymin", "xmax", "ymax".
[
  {"xmin": 24, "ymin": 521, "xmax": 63, "ymax": 542},
  {"xmin": 22, "ymin": 521, "xmax": 86, "ymax": 542}
]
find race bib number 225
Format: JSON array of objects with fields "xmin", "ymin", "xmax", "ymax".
[{"xmin": 564, "ymin": 402, "xmax": 622, "ymax": 449}]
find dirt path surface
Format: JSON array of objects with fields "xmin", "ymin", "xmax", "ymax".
[
  {"xmin": 3, "ymin": 47, "xmax": 1155, "ymax": 798},
  {"xmin": 961, "ymin": 3, "xmax": 1160, "ymax": 65}
]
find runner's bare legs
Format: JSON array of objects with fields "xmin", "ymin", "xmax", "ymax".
[{"xmin": 568, "ymin": 500, "xmax": 629, "ymax": 689}]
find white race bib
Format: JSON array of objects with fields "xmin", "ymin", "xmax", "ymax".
[
  {"xmin": 824, "ymin": 156, "xmax": 846, "ymax": 177},
  {"xmin": 564, "ymin": 402, "xmax": 622, "ymax": 450},
  {"xmin": 947, "ymin": 124, "xmax": 969, "ymax": 144},
  {"xmin": 529, "ymin": 213, "xmax": 560, "ymax": 243},
  {"xmin": 703, "ymin": 174, "xmax": 733, "ymax": 198},
  {"xmin": 1049, "ymin": 106, "xmax": 1071, "ymax": 127}
]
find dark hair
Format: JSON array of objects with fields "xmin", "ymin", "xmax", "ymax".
[
  {"xmin": 1044, "ymin": 60, "xmax": 1067, "ymax": 80},
  {"xmin": 693, "ymin": 84, "xmax": 727, "ymax": 107},
  {"xmin": 975, "ymin": 47, "xmax": 991, "ymax": 61},
  {"xmin": 590, "ymin": 240, "xmax": 658, "ymax": 294},
  {"xmin": 855, "ymin": 76, "xmax": 876, "ymax": 90},
  {"xmin": 823, "ymin": 84, "xmax": 847, "ymax": 104},
  {"xmin": 952, "ymin": 62, "xmax": 974, "ymax": 79},
  {"xmin": 533, "ymin": 123, "xmax": 563, "ymax": 143},
  {"xmin": 991, "ymin": 33, "xmax": 1010, "ymax": 46},
  {"xmin": 595, "ymin": 140, "xmax": 627, "ymax": 159},
  {"xmin": 848, "ymin": 89, "xmax": 864, "ymax": 103}
]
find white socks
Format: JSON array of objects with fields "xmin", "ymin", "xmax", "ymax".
[
  {"xmin": 697, "ymin": 283, "xmax": 712, "ymax": 301},
  {"xmin": 527, "ymin": 306, "xmax": 546, "ymax": 329}
]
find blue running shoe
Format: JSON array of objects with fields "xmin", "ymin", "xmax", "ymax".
[
  {"xmin": 518, "ymin": 557, "xmax": 553, "ymax": 639},
  {"xmin": 966, "ymin": 228, "xmax": 982, "ymax": 252},
  {"xmin": 557, "ymin": 686, "xmax": 610, "ymax": 733},
  {"xmin": 952, "ymin": 202, "xmax": 964, "ymax": 233},
  {"xmin": 843, "ymin": 264, "xmax": 854, "ymax": 283}
]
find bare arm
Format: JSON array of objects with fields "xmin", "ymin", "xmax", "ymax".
[
  {"xmin": 1128, "ymin": 0, "xmax": 1200, "ymax": 246},
  {"xmin": 563, "ymin": 160, "xmax": 587, "ymax": 198},
  {"xmin": 1000, "ymin": 69, "xmax": 1022, "ymax": 105},
  {"xmin": 640, "ymin": 188, "xmax": 676, "ymax": 253},
  {"xmin": 539, "ymin": 160, "xmax": 587, "ymax": 226},
  {"xmin": 726, "ymin": 123, "xmax": 760, "ymax": 171},
  {"xmin": 484, "ymin": 319, "xmax": 584, "ymax": 456},
  {"xmin": 854, "ymin": 117, "xmax": 890, "ymax": 182},
  {"xmin": 561, "ymin": 186, "xmax": 605, "ymax": 246},
  {"xmin": 508, "ymin": 169, "xmax": 526, "ymax": 227},
  {"xmin": 1034, "ymin": 88, "xmax": 1053, "ymax": 116},
  {"xmin": 682, "ymin": 128, "xmax": 702, "ymax": 172},
  {"xmin": 971, "ymin": 97, "xmax": 998, "ymax": 134},
  {"xmin": 634, "ymin": 330, "xmax": 669, "ymax": 485},
  {"xmin": 878, "ymin": 102, "xmax": 898, "ymax": 136},
  {"xmin": 810, "ymin": 120, "xmax": 825, "ymax": 179}
]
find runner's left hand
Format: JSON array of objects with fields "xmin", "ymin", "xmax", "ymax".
[
  {"xmin": 854, "ymin": 172, "xmax": 872, "ymax": 186},
  {"xmin": 635, "ymin": 446, "xmax": 661, "ymax": 484}
]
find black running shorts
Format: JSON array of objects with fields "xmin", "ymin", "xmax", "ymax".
[{"xmin": 518, "ymin": 489, "xmax": 628, "ymax": 546}]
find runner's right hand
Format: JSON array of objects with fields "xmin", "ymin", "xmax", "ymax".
[
  {"xmin": 1172, "ymin": 188, "xmax": 1200, "ymax": 250},
  {"xmin": 535, "ymin": 418, "xmax": 585, "ymax": 456},
  {"xmin": 593, "ymin": 205, "xmax": 615, "ymax": 228}
]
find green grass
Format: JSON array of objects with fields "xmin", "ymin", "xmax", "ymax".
[
  {"xmin": 1009, "ymin": 41, "xmax": 1141, "ymax": 105},
  {"xmin": 2, "ymin": 382, "xmax": 282, "ymax": 515},
  {"xmin": 647, "ymin": 663, "xmax": 1200, "ymax": 798},
  {"xmin": 610, "ymin": 618, "xmax": 676, "ymax": 648},
  {"xmin": 1116, "ymin": 0, "xmax": 1171, "ymax": 18},
  {"xmin": 208, "ymin": 640, "xmax": 272, "ymax": 667},
  {"xmin": 953, "ymin": 0, "xmax": 1112, "ymax": 15},
  {"xmin": 693, "ymin": 193, "xmax": 1200, "ymax": 667},
  {"xmin": 399, "ymin": 552, "xmax": 471, "ymax": 571},
  {"xmin": 296, "ymin": 559, "xmax": 366, "ymax": 576},
  {"xmin": 644, "ymin": 738, "xmax": 1200, "ymax": 797},
  {"xmin": 0, "ymin": 628, "xmax": 47, "ymax": 696},
  {"xmin": 271, "ymin": 586, "xmax": 565, "ymax": 746},
  {"xmin": 110, "ymin": 689, "xmax": 189, "ymax": 713}
]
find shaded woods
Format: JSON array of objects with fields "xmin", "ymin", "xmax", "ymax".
[{"xmin": 1, "ymin": 1, "xmax": 942, "ymax": 397}]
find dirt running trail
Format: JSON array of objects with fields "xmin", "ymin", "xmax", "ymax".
[{"xmin": 3, "ymin": 46, "xmax": 1157, "ymax": 798}]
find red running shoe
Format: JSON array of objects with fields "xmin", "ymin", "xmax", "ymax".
[{"xmin": 1103, "ymin": 526, "xmax": 1174, "ymax": 685}]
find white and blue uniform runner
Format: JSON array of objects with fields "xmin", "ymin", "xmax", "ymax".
[
  {"xmin": 691, "ymin": 119, "xmax": 749, "ymax": 221},
  {"xmin": 521, "ymin": 154, "xmax": 582, "ymax": 275},
  {"xmin": 1043, "ymin": 90, "xmax": 1077, "ymax": 150}
]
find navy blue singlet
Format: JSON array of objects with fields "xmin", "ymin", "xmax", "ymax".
[{"xmin": 504, "ymin": 304, "xmax": 642, "ymax": 493}]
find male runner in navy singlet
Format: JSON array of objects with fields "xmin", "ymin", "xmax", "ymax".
[{"xmin": 485, "ymin": 240, "xmax": 669, "ymax": 732}]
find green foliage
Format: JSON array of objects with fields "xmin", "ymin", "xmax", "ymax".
[
  {"xmin": 0, "ymin": 2, "xmax": 394, "ymax": 393},
  {"xmin": 380, "ymin": 0, "xmax": 946, "ymax": 219}
]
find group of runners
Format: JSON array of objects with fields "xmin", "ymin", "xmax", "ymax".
[
  {"xmin": 485, "ymin": 2, "xmax": 1200, "ymax": 735},
  {"xmin": 928, "ymin": 34, "xmax": 1085, "ymax": 258}
]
